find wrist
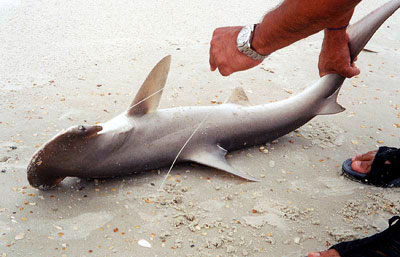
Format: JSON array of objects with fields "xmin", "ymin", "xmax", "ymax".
[
  {"xmin": 324, "ymin": 27, "xmax": 347, "ymax": 40},
  {"xmin": 250, "ymin": 23, "xmax": 273, "ymax": 56},
  {"xmin": 327, "ymin": 24, "xmax": 348, "ymax": 30}
]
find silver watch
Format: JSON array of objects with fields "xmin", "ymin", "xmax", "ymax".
[{"xmin": 237, "ymin": 25, "xmax": 268, "ymax": 61}]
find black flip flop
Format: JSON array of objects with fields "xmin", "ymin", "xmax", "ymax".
[
  {"xmin": 342, "ymin": 146, "xmax": 400, "ymax": 187},
  {"xmin": 330, "ymin": 216, "xmax": 400, "ymax": 257}
]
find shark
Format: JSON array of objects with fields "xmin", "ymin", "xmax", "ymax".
[{"xmin": 27, "ymin": 0, "xmax": 400, "ymax": 190}]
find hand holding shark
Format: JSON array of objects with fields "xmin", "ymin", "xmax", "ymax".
[{"xmin": 27, "ymin": 0, "xmax": 400, "ymax": 190}]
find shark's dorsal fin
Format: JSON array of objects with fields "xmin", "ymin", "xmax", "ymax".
[
  {"xmin": 184, "ymin": 144, "xmax": 259, "ymax": 181},
  {"xmin": 317, "ymin": 87, "xmax": 346, "ymax": 115},
  {"xmin": 127, "ymin": 55, "xmax": 171, "ymax": 116},
  {"xmin": 226, "ymin": 87, "xmax": 250, "ymax": 106}
]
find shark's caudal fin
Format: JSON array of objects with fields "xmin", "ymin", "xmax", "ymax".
[
  {"xmin": 184, "ymin": 145, "xmax": 260, "ymax": 182},
  {"xmin": 227, "ymin": 87, "xmax": 250, "ymax": 106},
  {"xmin": 127, "ymin": 55, "xmax": 171, "ymax": 116},
  {"xmin": 348, "ymin": 0, "xmax": 400, "ymax": 61}
]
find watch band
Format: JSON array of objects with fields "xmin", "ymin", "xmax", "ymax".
[{"xmin": 237, "ymin": 24, "xmax": 268, "ymax": 61}]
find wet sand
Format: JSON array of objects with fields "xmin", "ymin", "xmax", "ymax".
[{"xmin": 0, "ymin": 0, "xmax": 399, "ymax": 256}]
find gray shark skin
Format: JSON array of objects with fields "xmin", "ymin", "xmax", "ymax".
[{"xmin": 27, "ymin": 0, "xmax": 400, "ymax": 190}]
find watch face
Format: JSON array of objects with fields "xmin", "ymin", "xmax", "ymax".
[{"xmin": 237, "ymin": 27, "xmax": 250, "ymax": 47}]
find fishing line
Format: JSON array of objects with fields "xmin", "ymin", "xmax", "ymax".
[
  {"xmin": 127, "ymin": 87, "xmax": 165, "ymax": 112},
  {"xmin": 127, "ymin": 85, "xmax": 229, "ymax": 191},
  {"xmin": 158, "ymin": 97, "xmax": 229, "ymax": 191},
  {"xmin": 121, "ymin": 85, "xmax": 215, "ymax": 191},
  {"xmin": 158, "ymin": 111, "xmax": 211, "ymax": 190}
]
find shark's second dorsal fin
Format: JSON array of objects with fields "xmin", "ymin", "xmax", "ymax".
[
  {"xmin": 183, "ymin": 144, "xmax": 259, "ymax": 182},
  {"xmin": 227, "ymin": 87, "xmax": 250, "ymax": 106},
  {"xmin": 317, "ymin": 87, "xmax": 346, "ymax": 115},
  {"xmin": 127, "ymin": 55, "xmax": 171, "ymax": 116}
]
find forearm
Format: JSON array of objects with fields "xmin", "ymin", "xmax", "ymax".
[{"xmin": 252, "ymin": 0, "xmax": 361, "ymax": 55}]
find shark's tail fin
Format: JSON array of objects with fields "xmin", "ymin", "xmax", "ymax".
[{"xmin": 348, "ymin": 0, "xmax": 400, "ymax": 60}]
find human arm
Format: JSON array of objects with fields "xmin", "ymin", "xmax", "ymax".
[{"xmin": 209, "ymin": 0, "xmax": 361, "ymax": 77}]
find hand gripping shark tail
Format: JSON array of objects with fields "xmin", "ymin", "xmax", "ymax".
[
  {"xmin": 27, "ymin": 1, "xmax": 399, "ymax": 190},
  {"xmin": 310, "ymin": 0, "xmax": 400, "ymax": 118}
]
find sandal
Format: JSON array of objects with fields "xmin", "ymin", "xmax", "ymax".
[
  {"xmin": 330, "ymin": 216, "xmax": 400, "ymax": 257},
  {"xmin": 342, "ymin": 146, "xmax": 400, "ymax": 187}
]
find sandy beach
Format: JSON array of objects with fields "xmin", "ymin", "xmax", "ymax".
[{"xmin": 0, "ymin": 0, "xmax": 399, "ymax": 256}]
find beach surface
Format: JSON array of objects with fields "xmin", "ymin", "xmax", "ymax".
[{"xmin": 0, "ymin": 0, "xmax": 399, "ymax": 256}]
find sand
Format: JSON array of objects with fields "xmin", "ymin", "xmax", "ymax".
[{"xmin": 0, "ymin": 0, "xmax": 399, "ymax": 256}]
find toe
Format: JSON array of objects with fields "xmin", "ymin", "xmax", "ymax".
[
  {"xmin": 359, "ymin": 151, "xmax": 377, "ymax": 161},
  {"xmin": 352, "ymin": 150, "xmax": 377, "ymax": 162},
  {"xmin": 351, "ymin": 160, "xmax": 373, "ymax": 173},
  {"xmin": 307, "ymin": 250, "xmax": 341, "ymax": 257}
]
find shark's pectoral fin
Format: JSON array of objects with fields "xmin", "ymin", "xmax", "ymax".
[
  {"xmin": 127, "ymin": 55, "xmax": 171, "ymax": 116},
  {"xmin": 184, "ymin": 145, "xmax": 260, "ymax": 182},
  {"xmin": 226, "ymin": 87, "xmax": 250, "ymax": 106},
  {"xmin": 317, "ymin": 87, "xmax": 346, "ymax": 115}
]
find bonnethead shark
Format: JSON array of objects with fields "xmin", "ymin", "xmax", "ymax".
[{"xmin": 27, "ymin": 0, "xmax": 400, "ymax": 190}]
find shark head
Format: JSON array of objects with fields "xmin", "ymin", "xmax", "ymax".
[
  {"xmin": 27, "ymin": 124, "xmax": 103, "ymax": 190},
  {"xmin": 27, "ymin": 55, "xmax": 172, "ymax": 189}
]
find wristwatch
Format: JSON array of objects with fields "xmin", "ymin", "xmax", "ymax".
[{"xmin": 236, "ymin": 24, "xmax": 268, "ymax": 61}]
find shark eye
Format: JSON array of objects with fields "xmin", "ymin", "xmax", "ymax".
[{"xmin": 78, "ymin": 125, "xmax": 86, "ymax": 132}]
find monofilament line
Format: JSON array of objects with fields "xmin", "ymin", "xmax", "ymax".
[
  {"xmin": 127, "ymin": 87, "xmax": 165, "ymax": 112},
  {"xmin": 158, "ymin": 111, "xmax": 211, "ymax": 191},
  {"xmin": 158, "ymin": 98, "xmax": 229, "ymax": 191}
]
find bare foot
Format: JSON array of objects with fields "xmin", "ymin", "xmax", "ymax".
[
  {"xmin": 308, "ymin": 249, "xmax": 341, "ymax": 257},
  {"xmin": 350, "ymin": 150, "xmax": 377, "ymax": 174}
]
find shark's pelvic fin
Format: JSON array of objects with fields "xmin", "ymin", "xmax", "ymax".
[
  {"xmin": 185, "ymin": 144, "xmax": 260, "ymax": 182},
  {"xmin": 127, "ymin": 55, "xmax": 171, "ymax": 116},
  {"xmin": 317, "ymin": 87, "xmax": 346, "ymax": 115},
  {"xmin": 226, "ymin": 87, "xmax": 250, "ymax": 106}
]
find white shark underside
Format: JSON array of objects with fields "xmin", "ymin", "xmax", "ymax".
[{"xmin": 27, "ymin": 0, "xmax": 400, "ymax": 190}]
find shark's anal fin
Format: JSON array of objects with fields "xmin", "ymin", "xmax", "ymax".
[
  {"xmin": 317, "ymin": 87, "xmax": 346, "ymax": 115},
  {"xmin": 127, "ymin": 55, "xmax": 171, "ymax": 116},
  {"xmin": 184, "ymin": 144, "xmax": 260, "ymax": 182},
  {"xmin": 227, "ymin": 87, "xmax": 250, "ymax": 106}
]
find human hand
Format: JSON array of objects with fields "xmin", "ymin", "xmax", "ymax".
[
  {"xmin": 209, "ymin": 26, "xmax": 262, "ymax": 76},
  {"xmin": 318, "ymin": 29, "xmax": 360, "ymax": 78}
]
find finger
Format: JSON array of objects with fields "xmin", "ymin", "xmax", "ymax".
[
  {"xmin": 342, "ymin": 65, "xmax": 360, "ymax": 78},
  {"xmin": 319, "ymin": 70, "xmax": 334, "ymax": 78},
  {"xmin": 210, "ymin": 57, "xmax": 217, "ymax": 71},
  {"xmin": 219, "ymin": 67, "xmax": 232, "ymax": 77},
  {"xmin": 209, "ymin": 45, "xmax": 217, "ymax": 72},
  {"xmin": 350, "ymin": 62, "xmax": 360, "ymax": 76}
]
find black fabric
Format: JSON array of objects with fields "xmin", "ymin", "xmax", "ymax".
[
  {"xmin": 330, "ymin": 216, "xmax": 400, "ymax": 257},
  {"xmin": 368, "ymin": 147, "xmax": 400, "ymax": 187}
]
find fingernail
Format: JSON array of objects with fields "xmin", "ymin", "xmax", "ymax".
[{"xmin": 308, "ymin": 252, "xmax": 321, "ymax": 257}]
